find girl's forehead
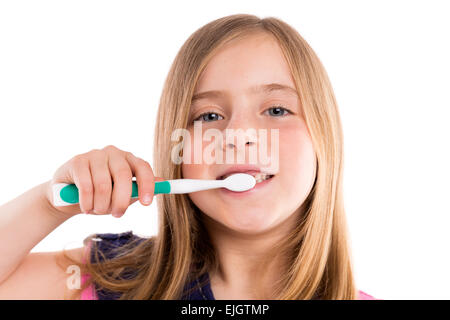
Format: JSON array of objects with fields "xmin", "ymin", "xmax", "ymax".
[{"xmin": 195, "ymin": 37, "xmax": 294, "ymax": 96}]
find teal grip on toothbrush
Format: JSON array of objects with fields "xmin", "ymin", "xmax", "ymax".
[
  {"xmin": 59, "ymin": 181, "xmax": 171, "ymax": 204},
  {"xmin": 155, "ymin": 181, "xmax": 171, "ymax": 194}
]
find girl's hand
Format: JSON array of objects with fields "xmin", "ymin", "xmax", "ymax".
[{"xmin": 45, "ymin": 145, "xmax": 163, "ymax": 218}]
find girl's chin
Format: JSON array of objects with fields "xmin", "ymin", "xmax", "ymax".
[{"xmin": 214, "ymin": 210, "xmax": 277, "ymax": 234}]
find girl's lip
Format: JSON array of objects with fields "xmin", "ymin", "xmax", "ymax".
[{"xmin": 218, "ymin": 174, "xmax": 275, "ymax": 198}]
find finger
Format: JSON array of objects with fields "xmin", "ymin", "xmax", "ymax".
[
  {"xmin": 70, "ymin": 156, "xmax": 93, "ymax": 213},
  {"xmin": 127, "ymin": 177, "xmax": 164, "ymax": 206},
  {"xmin": 89, "ymin": 151, "xmax": 112, "ymax": 215},
  {"xmin": 108, "ymin": 153, "xmax": 133, "ymax": 218},
  {"xmin": 126, "ymin": 153, "xmax": 156, "ymax": 206}
]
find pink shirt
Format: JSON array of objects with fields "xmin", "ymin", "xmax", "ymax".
[
  {"xmin": 80, "ymin": 241, "xmax": 377, "ymax": 300},
  {"xmin": 80, "ymin": 241, "xmax": 97, "ymax": 300}
]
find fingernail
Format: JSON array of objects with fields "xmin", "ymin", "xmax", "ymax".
[{"xmin": 142, "ymin": 194, "xmax": 152, "ymax": 205}]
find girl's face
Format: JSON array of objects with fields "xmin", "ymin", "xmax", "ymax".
[{"xmin": 181, "ymin": 33, "xmax": 317, "ymax": 234}]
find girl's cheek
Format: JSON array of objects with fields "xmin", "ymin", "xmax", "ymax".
[
  {"xmin": 278, "ymin": 122, "xmax": 306, "ymax": 159},
  {"xmin": 278, "ymin": 121, "xmax": 316, "ymax": 181}
]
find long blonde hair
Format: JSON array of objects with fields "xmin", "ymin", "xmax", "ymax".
[{"xmin": 64, "ymin": 13, "xmax": 358, "ymax": 300}]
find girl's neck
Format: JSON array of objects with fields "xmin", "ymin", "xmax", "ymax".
[{"xmin": 201, "ymin": 208, "xmax": 302, "ymax": 299}]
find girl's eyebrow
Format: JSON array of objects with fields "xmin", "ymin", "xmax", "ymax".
[{"xmin": 191, "ymin": 82, "xmax": 298, "ymax": 102}]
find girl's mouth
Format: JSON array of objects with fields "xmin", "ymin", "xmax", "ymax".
[{"xmin": 216, "ymin": 170, "xmax": 276, "ymax": 197}]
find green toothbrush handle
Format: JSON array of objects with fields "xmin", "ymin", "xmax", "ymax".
[{"xmin": 52, "ymin": 181, "xmax": 171, "ymax": 206}]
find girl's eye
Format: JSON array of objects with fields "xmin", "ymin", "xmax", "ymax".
[
  {"xmin": 193, "ymin": 112, "xmax": 224, "ymax": 123},
  {"xmin": 265, "ymin": 105, "xmax": 291, "ymax": 117}
]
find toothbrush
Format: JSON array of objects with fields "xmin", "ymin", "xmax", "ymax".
[{"xmin": 51, "ymin": 173, "xmax": 256, "ymax": 206}]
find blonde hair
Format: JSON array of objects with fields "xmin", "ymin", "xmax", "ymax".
[{"xmin": 63, "ymin": 13, "xmax": 358, "ymax": 299}]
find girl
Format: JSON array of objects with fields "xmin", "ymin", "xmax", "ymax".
[{"xmin": 0, "ymin": 14, "xmax": 375, "ymax": 300}]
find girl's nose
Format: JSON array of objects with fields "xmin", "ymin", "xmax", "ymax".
[{"xmin": 221, "ymin": 108, "xmax": 259, "ymax": 150}]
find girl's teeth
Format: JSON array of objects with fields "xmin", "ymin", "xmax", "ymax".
[
  {"xmin": 219, "ymin": 172, "xmax": 273, "ymax": 183},
  {"xmin": 254, "ymin": 173, "xmax": 272, "ymax": 183}
]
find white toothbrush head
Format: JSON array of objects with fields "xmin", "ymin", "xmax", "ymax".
[{"xmin": 224, "ymin": 173, "xmax": 256, "ymax": 192}]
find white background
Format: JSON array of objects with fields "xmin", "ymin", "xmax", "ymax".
[{"xmin": 0, "ymin": 1, "xmax": 449, "ymax": 299}]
